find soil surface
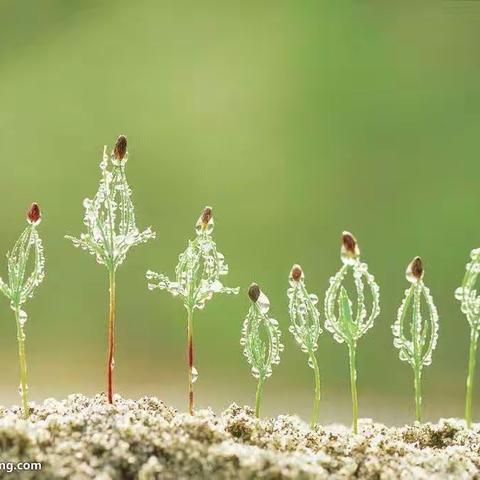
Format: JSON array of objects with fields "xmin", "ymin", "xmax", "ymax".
[{"xmin": 0, "ymin": 394, "xmax": 478, "ymax": 479}]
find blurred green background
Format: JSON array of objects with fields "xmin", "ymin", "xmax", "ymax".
[{"xmin": 0, "ymin": 0, "xmax": 480, "ymax": 424}]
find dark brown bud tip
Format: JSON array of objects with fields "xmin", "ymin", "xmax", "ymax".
[
  {"xmin": 290, "ymin": 264, "xmax": 303, "ymax": 282},
  {"xmin": 407, "ymin": 256, "xmax": 423, "ymax": 282},
  {"xmin": 27, "ymin": 203, "xmax": 41, "ymax": 225},
  {"xmin": 201, "ymin": 206, "xmax": 213, "ymax": 227},
  {"xmin": 342, "ymin": 232, "xmax": 357, "ymax": 255},
  {"xmin": 113, "ymin": 135, "xmax": 127, "ymax": 160},
  {"xmin": 248, "ymin": 283, "xmax": 261, "ymax": 302}
]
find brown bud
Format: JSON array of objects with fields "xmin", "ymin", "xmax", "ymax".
[
  {"xmin": 248, "ymin": 283, "xmax": 261, "ymax": 302},
  {"xmin": 113, "ymin": 135, "xmax": 127, "ymax": 160},
  {"xmin": 342, "ymin": 232, "xmax": 357, "ymax": 256},
  {"xmin": 406, "ymin": 256, "xmax": 423, "ymax": 282},
  {"xmin": 27, "ymin": 203, "xmax": 41, "ymax": 225},
  {"xmin": 290, "ymin": 264, "xmax": 303, "ymax": 282},
  {"xmin": 200, "ymin": 206, "xmax": 213, "ymax": 227}
]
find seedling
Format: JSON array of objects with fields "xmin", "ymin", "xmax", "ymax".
[
  {"xmin": 287, "ymin": 265, "xmax": 322, "ymax": 427},
  {"xmin": 0, "ymin": 204, "xmax": 45, "ymax": 418},
  {"xmin": 66, "ymin": 136, "xmax": 155, "ymax": 403},
  {"xmin": 324, "ymin": 232, "xmax": 380, "ymax": 433},
  {"xmin": 147, "ymin": 207, "xmax": 238, "ymax": 414},
  {"xmin": 241, "ymin": 283, "xmax": 283, "ymax": 417},
  {"xmin": 392, "ymin": 257, "xmax": 439, "ymax": 422},
  {"xmin": 455, "ymin": 248, "xmax": 480, "ymax": 427}
]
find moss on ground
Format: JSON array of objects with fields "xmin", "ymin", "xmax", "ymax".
[{"xmin": 0, "ymin": 395, "xmax": 478, "ymax": 479}]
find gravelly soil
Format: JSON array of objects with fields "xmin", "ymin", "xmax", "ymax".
[{"xmin": 0, "ymin": 394, "xmax": 478, "ymax": 479}]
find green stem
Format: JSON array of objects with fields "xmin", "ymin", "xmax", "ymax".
[
  {"xmin": 107, "ymin": 269, "xmax": 116, "ymax": 404},
  {"xmin": 414, "ymin": 365, "xmax": 422, "ymax": 422},
  {"xmin": 465, "ymin": 329, "xmax": 478, "ymax": 428},
  {"xmin": 348, "ymin": 344, "xmax": 358, "ymax": 433},
  {"xmin": 309, "ymin": 352, "xmax": 321, "ymax": 428},
  {"xmin": 412, "ymin": 284, "xmax": 422, "ymax": 422},
  {"xmin": 255, "ymin": 378, "xmax": 264, "ymax": 418},
  {"xmin": 187, "ymin": 308, "xmax": 194, "ymax": 415},
  {"xmin": 14, "ymin": 306, "xmax": 29, "ymax": 418}
]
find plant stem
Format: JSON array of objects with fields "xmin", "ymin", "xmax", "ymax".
[
  {"xmin": 348, "ymin": 344, "xmax": 358, "ymax": 433},
  {"xmin": 107, "ymin": 269, "xmax": 116, "ymax": 404},
  {"xmin": 465, "ymin": 329, "xmax": 478, "ymax": 428},
  {"xmin": 309, "ymin": 352, "xmax": 321, "ymax": 428},
  {"xmin": 412, "ymin": 283, "xmax": 422, "ymax": 422},
  {"xmin": 14, "ymin": 306, "xmax": 29, "ymax": 418},
  {"xmin": 255, "ymin": 378, "xmax": 264, "ymax": 417},
  {"xmin": 187, "ymin": 308, "xmax": 194, "ymax": 415},
  {"xmin": 414, "ymin": 365, "xmax": 422, "ymax": 422}
]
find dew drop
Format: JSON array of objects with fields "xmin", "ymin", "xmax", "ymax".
[
  {"xmin": 257, "ymin": 292, "xmax": 270, "ymax": 314},
  {"xmin": 18, "ymin": 383, "xmax": 28, "ymax": 397},
  {"xmin": 18, "ymin": 310, "xmax": 28, "ymax": 327},
  {"xmin": 192, "ymin": 366, "xmax": 199, "ymax": 383}
]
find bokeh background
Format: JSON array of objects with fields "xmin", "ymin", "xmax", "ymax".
[{"xmin": 1, "ymin": 0, "xmax": 480, "ymax": 424}]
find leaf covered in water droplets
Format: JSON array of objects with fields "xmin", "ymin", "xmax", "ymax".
[
  {"xmin": 0, "ymin": 211, "xmax": 45, "ymax": 312},
  {"xmin": 324, "ymin": 234, "xmax": 380, "ymax": 346},
  {"xmin": 392, "ymin": 262, "xmax": 439, "ymax": 369},
  {"xmin": 241, "ymin": 286, "xmax": 283, "ymax": 382},
  {"xmin": 456, "ymin": 248, "xmax": 480, "ymax": 331},
  {"xmin": 65, "ymin": 139, "xmax": 155, "ymax": 272},
  {"xmin": 287, "ymin": 265, "xmax": 322, "ymax": 362},
  {"xmin": 146, "ymin": 206, "xmax": 238, "ymax": 311}
]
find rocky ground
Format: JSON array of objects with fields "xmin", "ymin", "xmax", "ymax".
[{"xmin": 0, "ymin": 394, "xmax": 478, "ymax": 479}]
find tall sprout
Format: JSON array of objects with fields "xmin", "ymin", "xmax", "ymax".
[
  {"xmin": 324, "ymin": 232, "xmax": 380, "ymax": 433},
  {"xmin": 0, "ymin": 204, "xmax": 45, "ymax": 418},
  {"xmin": 287, "ymin": 265, "xmax": 322, "ymax": 427},
  {"xmin": 455, "ymin": 248, "xmax": 480, "ymax": 427},
  {"xmin": 241, "ymin": 283, "xmax": 283, "ymax": 417},
  {"xmin": 147, "ymin": 207, "xmax": 239, "ymax": 414},
  {"xmin": 392, "ymin": 257, "xmax": 439, "ymax": 422},
  {"xmin": 66, "ymin": 136, "xmax": 155, "ymax": 403}
]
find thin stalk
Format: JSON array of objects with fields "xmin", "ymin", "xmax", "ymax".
[
  {"xmin": 348, "ymin": 344, "xmax": 358, "ymax": 433},
  {"xmin": 14, "ymin": 306, "xmax": 29, "ymax": 418},
  {"xmin": 309, "ymin": 352, "xmax": 321, "ymax": 428},
  {"xmin": 465, "ymin": 329, "xmax": 478, "ymax": 427},
  {"xmin": 187, "ymin": 308, "xmax": 194, "ymax": 415},
  {"xmin": 107, "ymin": 269, "xmax": 116, "ymax": 404},
  {"xmin": 412, "ymin": 285, "xmax": 422, "ymax": 422},
  {"xmin": 414, "ymin": 365, "xmax": 422, "ymax": 422},
  {"xmin": 255, "ymin": 378, "xmax": 264, "ymax": 417}
]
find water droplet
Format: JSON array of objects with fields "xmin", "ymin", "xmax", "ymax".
[
  {"xmin": 192, "ymin": 366, "xmax": 199, "ymax": 383},
  {"xmin": 18, "ymin": 310, "xmax": 28, "ymax": 327},
  {"xmin": 257, "ymin": 292, "xmax": 270, "ymax": 314},
  {"xmin": 18, "ymin": 383, "xmax": 28, "ymax": 396}
]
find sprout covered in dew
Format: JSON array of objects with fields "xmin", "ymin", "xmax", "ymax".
[
  {"xmin": 287, "ymin": 264, "xmax": 323, "ymax": 427},
  {"xmin": 0, "ymin": 204, "xmax": 46, "ymax": 418},
  {"xmin": 392, "ymin": 257, "xmax": 439, "ymax": 422},
  {"xmin": 65, "ymin": 135, "xmax": 155, "ymax": 404},
  {"xmin": 66, "ymin": 135, "xmax": 156, "ymax": 271},
  {"xmin": 147, "ymin": 206, "xmax": 239, "ymax": 414},
  {"xmin": 455, "ymin": 247, "xmax": 480, "ymax": 427},
  {"xmin": 324, "ymin": 231, "xmax": 380, "ymax": 433},
  {"xmin": 241, "ymin": 283, "xmax": 283, "ymax": 417}
]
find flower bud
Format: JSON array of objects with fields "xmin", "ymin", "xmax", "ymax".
[
  {"xmin": 27, "ymin": 203, "xmax": 41, "ymax": 225},
  {"xmin": 406, "ymin": 256, "xmax": 423, "ymax": 283},
  {"xmin": 290, "ymin": 264, "xmax": 303, "ymax": 282},
  {"xmin": 248, "ymin": 283, "xmax": 261, "ymax": 302},
  {"xmin": 113, "ymin": 135, "xmax": 127, "ymax": 160},
  {"xmin": 201, "ymin": 206, "xmax": 212, "ymax": 226},
  {"xmin": 341, "ymin": 231, "xmax": 360, "ymax": 264}
]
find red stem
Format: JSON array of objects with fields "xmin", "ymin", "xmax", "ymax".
[
  {"xmin": 107, "ymin": 271, "xmax": 116, "ymax": 404},
  {"xmin": 187, "ymin": 309, "xmax": 194, "ymax": 414}
]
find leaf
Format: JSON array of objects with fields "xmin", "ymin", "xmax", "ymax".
[{"xmin": 338, "ymin": 287, "xmax": 355, "ymax": 344}]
